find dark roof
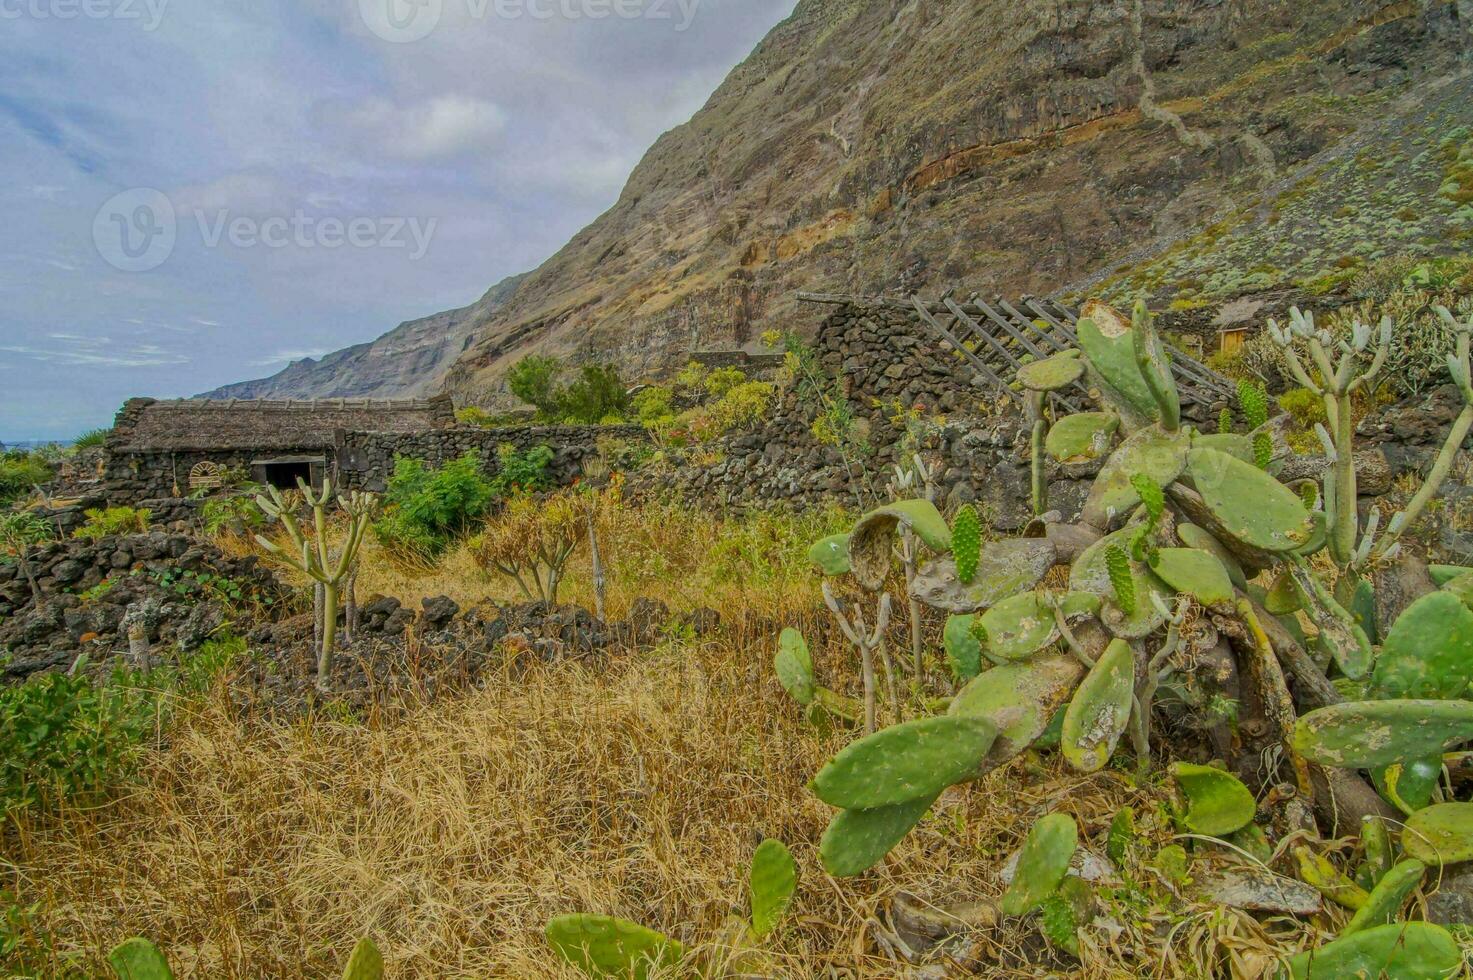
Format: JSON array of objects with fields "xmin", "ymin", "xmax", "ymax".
[{"xmin": 109, "ymin": 395, "xmax": 454, "ymax": 453}]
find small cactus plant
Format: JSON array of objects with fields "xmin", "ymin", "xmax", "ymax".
[{"xmin": 951, "ymin": 504, "xmax": 982, "ymax": 584}]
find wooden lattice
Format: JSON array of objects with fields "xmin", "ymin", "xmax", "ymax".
[{"xmin": 188, "ymin": 461, "xmax": 225, "ymax": 491}]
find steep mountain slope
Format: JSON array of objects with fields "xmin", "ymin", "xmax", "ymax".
[
  {"xmin": 213, "ymin": 0, "xmax": 1472, "ymax": 404},
  {"xmin": 200, "ymin": 274, "xmax": 525, "ymax": 400}
]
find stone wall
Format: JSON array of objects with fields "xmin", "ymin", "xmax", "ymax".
[
  {"xmin": 103, "ymin": 448, "xmax": 273, "ymax": 503},
  {"xmin": 335, "ymin": 424, "xmax": 650, "ymax": 493}
]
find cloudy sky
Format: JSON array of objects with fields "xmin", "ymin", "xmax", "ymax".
[{"xmin": 0, "ymin": 0, "xmax": 797, "ymax": 442}]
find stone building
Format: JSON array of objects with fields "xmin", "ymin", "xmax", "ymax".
[{"xmin": 103, "ymin": 396, "xmax": 456, "ymax": 499}]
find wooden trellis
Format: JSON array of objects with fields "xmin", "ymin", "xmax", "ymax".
[{"xmin": 797, "ymin": 291, "xmax": 1238, "ymax": 412}]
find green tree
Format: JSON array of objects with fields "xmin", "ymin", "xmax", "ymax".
[
  {"xmin": 0, "ymin": 511, "xmax": 55, "ymax": 602},
  {"xmin": 508, "ymin": 355, "xmax": 564, "ymax": 416},
  {"xmin": 559, "ymin": 364, "xmax": 631, "ymax": 424}
]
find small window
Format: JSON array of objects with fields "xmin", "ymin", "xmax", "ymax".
[{"xmin": 260, "ymin": 460, "xmax": 314, "ymax": 491}]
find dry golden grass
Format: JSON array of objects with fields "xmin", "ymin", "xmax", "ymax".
[{"xmin": 3, "ymin": 502, "xmax": 1311, "ymax": 978}]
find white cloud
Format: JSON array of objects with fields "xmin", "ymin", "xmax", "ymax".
[
  {"xmin": 325, "ymin": 95, "xmax": 508, "ymax": 162},
  {"xmin": 0, "ymin": 341, "xmax": 187, "ymax": 368}
]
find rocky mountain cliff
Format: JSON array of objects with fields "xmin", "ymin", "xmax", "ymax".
[{"xmin": 212, "ymin": 0, "xmax": 1473, "ymax": 405}]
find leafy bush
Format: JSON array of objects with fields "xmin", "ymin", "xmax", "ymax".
[
  {"xmin": 508, "ymin": 354, "xmax": 565, "ymax": 416},
  {"xmin": 71, "ymin": 428, "xmax": 111, "ymax": 450},
  {"xmin": 703, "ymin": 367, "xmax": 747, "ymax": 399},
  {"xmin": 559, "ymin": 364, "xmax": 631, "ymax": 424},
  {"xmin": 675, "ymin": 360, "xmax": 709, "ymax": 391},
  {"xmin": 0, "ymin": 665, "xmax": 159, "ymax": 816},
  {"xmin": 632, "ymin": 386, "xmax": 677, "ymax": 428},
  {"xmin": 374, "ymin": 452, "xmax": 496, "ymax": 559},
  {"xmin": 489, "ymin": 443, "xmax": 554, "ymax": 496},
  {"xmin": 0, "ymin": 453, "xmax": 54, "ymax": 507},
  {"xmin": 72, "ymin": 506, "xmax": 150, "ymax": 540}
]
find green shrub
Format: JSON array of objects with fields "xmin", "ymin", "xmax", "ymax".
[
  {"xmin": 633, "ymin": 386, "xmax": 677, "ymax": 428},
  {"xmin": 201, "ymin": 492, "xmax": 267, "ymax": 536},
  {"xmin": 1277, "ymin": 387, "xmax": 1328, "ymax": 430},
  {"xmin": 0, "ymin": 453, "xmax": 54, "ymax": 507},
  {"xmin": 72, "ymin": 506, "xmax": 151, "ymax": 540},
  {"xmin": 71, "ymin": 428, "xmax": 110, "ymax": 450},
  {"xmin": 558, "ymin": 364, "xmax": 631, "ymax": 424},
  {"xmin": 508, "ymin": 354, "xmax": 564, "ymax": 416},
  {"xmin": 703, "ymin": 367, "xmax": 747, "ymax": 399},
  {"xmin": 370, "ymin": 451, "xmax": 498, "ymax": 562},
  {"xmin": 489, "ymin": 443, "xmax": 554, "ymax": 496},
  {"xmin": 0, "ymin": 664, "xmax": 159, "ymax": 816}
]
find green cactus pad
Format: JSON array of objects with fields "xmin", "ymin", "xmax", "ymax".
[
  {"xmin": 1185, "ymin": 447, "xmax": 1314, "ymax": 553},
  {"xmin": 1296, "ymin": 845, "xmax": 1370, "ymax": 910},
  {"xmin": 1070, "ymin": 526, "xmax": 1172, "ymax": 638},
  {"xmin": 774, "ymin": 628, "xmax": 816, "ymax": 706},
  {"xmin": 108, "ymin": 939, "xmax": 175, "ymax": 980},
  {"xmin": 1431, "ymin": 564, "xmax": 1473, "ymax": 587},
  {"xmin": 1175, "ymin": 524, "xmax": 1248, "ymax": 589},
  {"xmin": 1264, "ymin": 568, "xmax": 1305, "ymax": 615},
  {"xmin": 1190, "ymin": 431, "xmax": 1255, "ymax": 464},
  {"xmin": 1061, "ymin": 638, "xmax": 1134, "ymax": 773},
  {"xmin": 912, "ymin": 539, "xmax": 1058, "ymax": 613},
  {"xmin": 1077, "ymin": 302, "xmax": 1160, "ymax": 424},
  {"xmin": 1342, "ymin": 860, "xmax": 1425, "ymax": 936},
  {"xmin": 847, "ymin": 499, "xmax": 951, "ymax": 591},
  {"xmin": 1360, "ymin": 816, "xmax": 1394, "ymax": 889},
  {"xmin": 1371, "ymin": 592, "xmax": 1473, "ymax": 701},
  {"xmin": 975, "ymin": 592, "xmax": 1072, "ymax": 661},
  {"xmin": 1170, "ymin": 763, "xmax": 1256, "ymax": 837},
  {"xmin": 1000, "ymin": 813, "xmax": 1079, "ymax": 916},
  {"xmin": 944, "ymin": 614, "xmax": 984, "ymax": 682},
  {"xmin": 1018, "ymin": 352, "xmax": 1086, "ymax": 392},
  {"xmin": 819, "ymin": 792, "xmax": 939, "ymax": 877},
  {"xmin": 1351, "ymin": 580, "xmax": 1379, "ymax": 646},
  {"xmin": 1285, "ymin": 922, "xmax": 1460, "ymax": 979},
  {"xmin": 808, "ymin": 533, "xmax": 852, "ymax": 576},
  {"xmin": 341, "ymin": 938, "xmax": 384, "ymax": 980},
  {"xmin": 951, "ymin": 505, "xmax": 982, "ymax": 584},
  {"xmin": 1045, "ymin": 412, "xmax": 1120, "ymax": 463},
  {"xmin": 1131, "ymin": 300, "xmax": 1181, "ymax": 427},
  {"xmin": 1445, "ymin": 571, "xmax": 1473, "ymax": 611},
  {"xmin": 1294, "ymin": 699, "xmax": 1473, "ymax": 769},
  {"xmin": 949, "ymin": 651, "xmax": 1087, "ymax": 770},
  {"xmin": 1374, "ymin": 756, "xmax": 1442, "ymax": 815},
  {"xmin": 748, "ymin": 839, "xmax": 797, "ymax": 939},
  {"xmin": 545, "ymin": 915, "xmax": 685, "ymax": 979},
  {"xmin": 1402, "ymin": 803, "xmax": 1473, "ymax": 865},
  {"xmin": 1082, "ymin": 425, "xmax": 1190, "ymax": 531},
  {"xmin": 811, "ymin": 716, "xmax": 998, "ymax": 810},
  {"xmin": 1149, "ymin": 548, "xmax": 1235, "ymax": 607}
]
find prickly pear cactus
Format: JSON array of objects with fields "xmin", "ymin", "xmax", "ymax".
[
  {"xmin": 1342, "ymin": 860, "xmax": 1425, "ymax": 935},
  {"xmin": 1105, "ymin": 546, "xmax": 1136, "ymax": 615},
  {"xmin": 108, "ymin": 939, "xmax": 176, "ymax": 980},
  {"xmin": 1045, "ymin": 412, "xmax": 1119, "ymax": 463},
  {"xmin": 820, "ymin": 792, "xmax": 938, "ymax": 877},
  {"xmin": 1017, "ymin": 351, "xmax": 1085, "ymax": 392},
  {"xmin": 808, "ymin": 533, "xmax": 852, "ymax": 576},
  {"xmin": 1185, "ymin": 447, "xmax": 1314, "ymax": 553},
  {"xmin": 1170, "ymin": 763, "xmax": 1256, "ymax": 837},
  {"xmin": 950, "ymin": 651, "xmax": 1087, "ymax": 770},
  {"xmin": 974, "ymin": 592, "xmax": 1094, "ymax": 661},
  {"xmin": 810, "ymin": 716, "xmax": 997, "ymax": 809},
  {"xmin": 1077, "ymin": 301, "xmax": 1160, "ymax": 425},
  {"xmin": 944, "ymin": 614, "xmax": 984, "ymax": 682},
  {"xmin": 1237, "ymin": 379, "xmax": 1269, "ymax": 430},
  {"xmin": 1061, "ymin": 638, "xmax": 1134, "ymax": 772},
  {"xmin": 951, "ymin": 505, "xmax": 982, "ymax": 584},
  {"xmin": 911, "ymin": 539, "xmax": 1058, "ymax": 613},
  {"xmin": 1082, "ymin": 425, "xmax": 1190, "ymax": 531},
  {"xmin": 1176, "ymin": 524, "xmax": 1248, "ymax": 589},
  {"xmin": 1370, "ymin": 592, "xmax": 1473, "ymax": 701},
  {"xmin": 340, "ymin": 938, "xmax": 385, "ymax": 980},
  {"xmin": 1294, "ymin": 699, "xmax": 1473, "ymax": 769},
  {"xmin": 1284, "ymin": 921, "xmax": 1460, "ymax": 979},
  {"xmin": 1000, "ymin": 812, "xmax": 1079, "ymax": 916},
  {"xmin": 1401, "ymin": 802, "xmax": 1473, "ymax": 865},
  {"xmin": 774, "ymin": 628, "xmax": 816, "ymax": 706},
  {"xmin": 748, "ymin": 839, "xmax": 797, "ymax": 940},
  {"xmin": 847, "ymin": 499, "xmax": 951, "ymax": 591},
  {"xmin": 1149, "ymin": 548, "xmax": 1235, "ymax": 607},
  {"xmin": 545, "ymin": 914, "xmax": 686, "ymax": 979},
  {"xmin": 1071, "ymin": 527, "xmax": 1171, "ymax": 638}
]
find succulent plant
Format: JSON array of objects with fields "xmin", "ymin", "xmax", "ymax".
[
  {"xmin": 1295, "ymin": 845, "xmax": 1370, "ymax": 910},
  {"xmin": 748, "ymin": 839, "xmax": 797, "ymax": 940},
  {"xmin": 1370, "ymin": 592, "xmax": 1473, "ymax": 701},
  {"xmin": 1000, "ymin": 812, "xmax": 1079, "ymax": 916},
  {"xmin": 1401, "ymin": 802, "xmax": 1473, "ymax": 865},
  {"xmin": 1077, "ymin": 301, "xmax": 1161, "ymax": 426},
  {"xmin": 1184, "ymin": 447, "xmax": 1314, "ymax": 553},
  {"xmin": 1237, "ymin": 379, "xmax": 1269, "ymax": 430},
  {"xmin": 951, "ymin": 505, "xmax": 981, "ymax": 584},
  {"xmin": 108, "ymin": 939, "xmax": 175, "ymax": 980},
  {"xmin": 1342, "ymin": 860, "xmax": 1425, "ymax": 935},
  {"xmin": 1284, "ymin": 921, "xmax": 1460, "ymax": 979},
  {"xmin": 545, "ymin": 914, "xmax": 686, "ymax": 979},
  {"xmin": 1061, "ymin": 638, "xmax": 1134, "ymax": 773},
  {"xmin": 1082, "ymin": 426, "xmax": 1189, "ymax": 531},
  {"xmin": 773, "ymin": 627, "xmax": 816, "ymax": 706},
  {"xmin": 819, "ymin": 792, "xmax": 938, "ymax": 877},
  {"xmin": 847, "ymin": 499, "xmax": 951, "ymax": 591},
  {"xmin": 1295, "ymin": 699, "xmax": 1473, "ymax": 769},
  {"xmin": 1148, "ymin": 548, "xmax": 1234, "ymax": 607},
  {"xmin": 1170, "ymin": 763, "xmax": 1256, "ymax": 837},
  {"xmin": 1045, "ymin": 412, "xmax": 1119, "ymax": 463},
  {"xmin": 810, "ymin": 715, "xmax": 997, "ymax": 810},
  {"xmin": 949, "ymin": 650, "xmax": 1086, "ymax": 770},
  {"xmin": 808, "ymin": 532, "xmax": 852, "ymax": 576},
  {"xmin": 943, "ymin": 613, "xmax": 984, "ymax": 681},
  {"xmin": 1104, "ymin": 545, "xmax": 1136, "ymax": 616}
]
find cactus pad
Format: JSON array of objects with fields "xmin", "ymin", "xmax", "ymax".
[
  {"xmin": 949, "ymin": 651, "xmax": 1087, "ymax": 770},
  {"xmin": 774, "ymin": 628, "xmax": 816, "ymax": 706},
  {"xmin": 847, "ymin": 500, "xmax": 951, "ymax": 591},
  {"xmin": 811, "ymin": 715, "xmax": 997, "ymax": 809},
  {"xmin": 1285, "ymin": 921, "xmax": 1460, "ymax": 979},
  {"xmin": 1371, "ymin": 592, "xmax": 1473, "ymax": 701},
  {"xmin": 545, "ymin": 915, "xmax": 685, "ymax": 979},
  {"xmin": 1082, "ymin": 425, "xmax": 1190, "ymax": 531},
  {"xmin": 1018, "ymin": 351, "xmax": 1086, "ymax": 392},
  {"xmin": 807, "ymin": 533, "xmax": 852, "ymax": 576},
  {"xmin": 1294, "ymin": 699, "xmax": 1473, "ymax": 769},
  {"xmin": 1170, "ymin": 763, "xmax": 1256, "ymax": 836},
  {"xmin": 1077, "ymin": 301, "xmax": 1160, "ymax": 424},
  {"xmin": 951, "ymin": 505, "xmax": 982, "ymax": 584},
  {"xmin": 1185, "ymin": 447, "xmax": 1314, "ymax": 553},
  {"xmin": 1191, "ymin": 431, "xmax": 1256, "ymax": 464},
  {"xmin": 1431, "ymin": 564, "xmax": 1473, "ymax": 586},
  {"xmin": 1402, "ymin": 803, "xmax": 1473, "ymax": 865},
  {"xmin": 341, "ymin": 938, "xmax": 384, "ymax": 980},
  {"xmin": 1045, "ymin": 412, "xmax": 1120, "ymax": 463},
  {"xmin": 944, "ymin": 614, "xmax": 984, "ymax": 682},
  {"xmin": 1149, "ymin": 548, "xmax": 1235, "ymax": 607},
  {"xmin": 748, "ymin": 839, "xmax": 797, "ymax": 939},
  {"xmin": 1061, "ymin": 638, "xmax": 1134, "ymax": 772},
  {"xmin": 1000, "ymin": 813, "xmax": 1079, "ymax": 916},
  {"xmin": 1374, "ymin": 756, "xmax": 1441, "ymax": 815},
  {"xmin": 975, "ymin": 591, "xmax": 1095, "ymax": 661},
  {"xmin": 1342, "ymin": 860, "xmax": 1425, "ymax": 935},
  {"xmin": 1071, "ymin": 526, "xmax": 1172, "ymax": 638},
  {"xmin": 108, "ymin": 939, "xmax": 175, "ymax": 980},
  {"xmin": 819, "ymin": 792, "xmax": 939, "ymax": 877},
  {"xmin": 912, "ymin": 539, "xmax": 1058, "ymax": 613},
  {"xmin": 1176, "ymin": 524, "xmax": 1248, "ymax": 589}
]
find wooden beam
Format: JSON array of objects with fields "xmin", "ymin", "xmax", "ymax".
[{"xmin": 909, "ymin": 296, "xmax": 1015, "ymax": 400}]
